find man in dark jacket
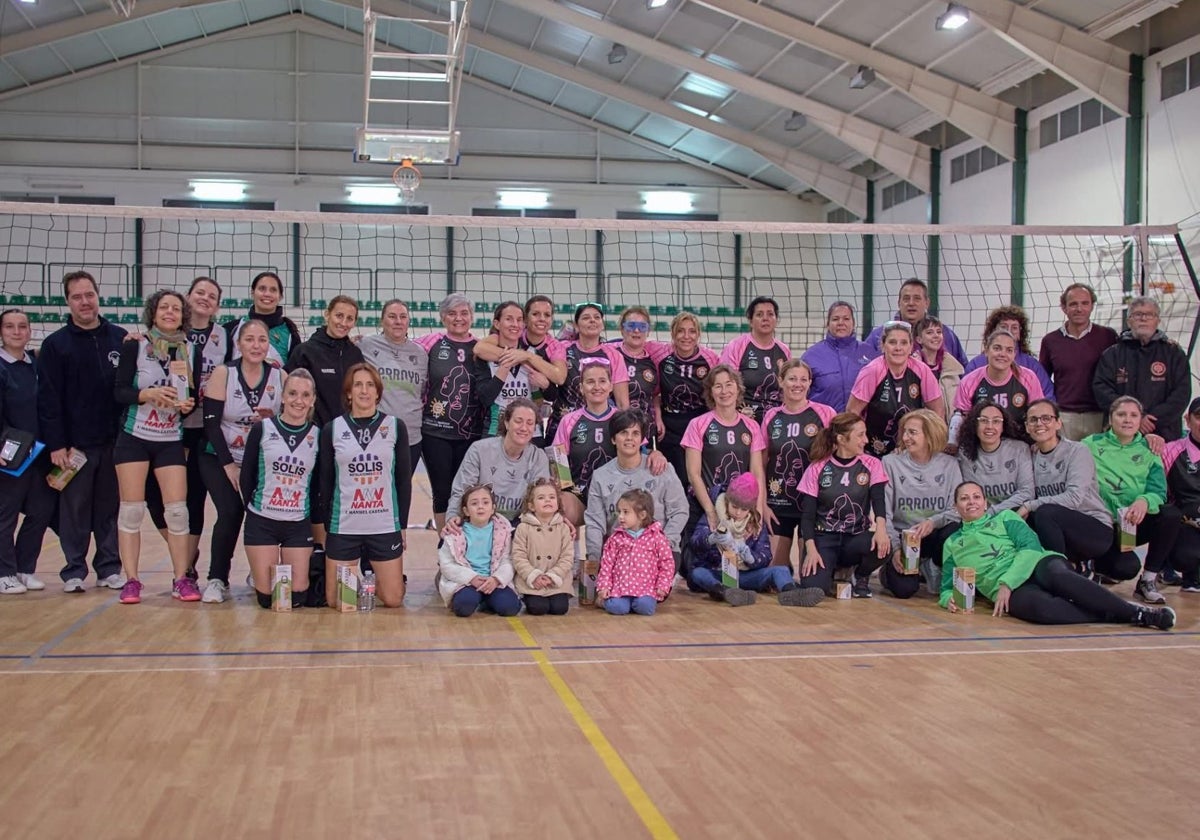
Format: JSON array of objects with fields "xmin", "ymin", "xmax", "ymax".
[
  {"xmin": 1092, "ymin": 296, "xmax": 1192, "ymax": 441},
  {"xmin": 36, "ymin": 271, "xmax": 128, "ymax": 592}
]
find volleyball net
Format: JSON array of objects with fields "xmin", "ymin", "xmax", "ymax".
[{"xmin": 0, "ymin": 201, "xmax": 1197, "ymax": 379}]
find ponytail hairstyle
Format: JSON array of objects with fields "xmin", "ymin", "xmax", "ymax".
[{"xmin": 809, "ymin": 412, "xmax": 865, "ymax": 462}]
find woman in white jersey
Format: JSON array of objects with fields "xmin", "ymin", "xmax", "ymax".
[
  {"xmin": 316, "ymin": 363, "xmax": 412, "ymax": 608},
  {"xmin": 200, "ymin": 319, "xmax": 285, "ymax": 604},
  {"xmin": 111, "ymin": 290, "xmax": 197, "ymax": 605},
  {"xmin": 241, "ymin": 368, "xmax": 319, "ymax": 609}
]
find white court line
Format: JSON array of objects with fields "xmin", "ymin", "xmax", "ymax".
[{"xmin": 5, "ymin": 642, "xmax": 1198, "ymax": 677}]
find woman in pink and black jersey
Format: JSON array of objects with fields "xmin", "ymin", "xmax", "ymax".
[
  {"xmin": 950, "ymin": 328, "xmax": 1043, "ymax": 445},
  {"xmin": 552, "ymin": 359, "xmax": 619, "ymax": 526},
  {"xmin": 798, "ymin": 412, "xmax": 891, "ymax": 598},
  {"xmin": 654, "ymin": 311, "xmax": 720, "ymax": 496},
  {"xmin": 719, "ymin": 296, "xmax": 790, "ymax": 424},
  {"xmin": 847, "ymin": 320, "xmax": 943, "ymax": 457},
  {"xmin": 546, "ymin": 303, "xmax": 629, "ymax": 442}
]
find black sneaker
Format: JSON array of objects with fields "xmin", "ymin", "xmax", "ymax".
[
  {"xmin": 1132, "ymin": 605, "xmax": 1176, "ymax": 631},
  {"xmin": 851, "ymin": 574, "xmax": 872, "ymax": 599},
  {"xmin": 1180, "ymin": 577, "xmax": 1200, "ymax": 594},
  {"xmin": 778, "ymin": 586, "xmax": 825, "ymax": 607},
  {"xmin": 722, "ymin": 587, "xmax": 757, "ymax": 607},
  {"xmin": 1159, "ymin": 567, "xmax": 1182, "ymax": 586}
]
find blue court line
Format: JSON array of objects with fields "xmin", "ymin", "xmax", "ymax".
[
  {"xmin": 28, "ymin": 629, "xmax": 1200, "ymax": 662},
  {"xmin": 22, "ymin": 598, "xmax": 118, "ymax": 667}
]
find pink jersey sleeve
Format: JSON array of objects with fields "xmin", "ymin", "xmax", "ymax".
[
  {"xmin": 718, "ymin": 334, "xmax": 749, "ymax": 369},
  {"xmin": 760, "ymin": 405, "xmax": 782, "ymax": 438},
  {"xmin": 552, "ymin": 409, "xmax": 580, "ymax": 447},
  {"xmin": 698, "ymin": 345, "xmax": 720, "ymax": 367},
  {"xmin": 811, "ymin": 402, "xmax": 837, "ymax": 426},
  {"xmin": 745, "ymin": 417, "xmax": 767, "ymax": 452},
  {"xmin": 861, "ymin": 454, "xmax": 889, "ymax": 485},
  {"xmin": 798, "ymin": 458, "xmax": 825, "ymax": 497},
  {"xmin": 777, "ymin": 339, "xmax": 793, "ymax": 361},
  {"xmin": 645, "ymin": 340, "xmax": 673, "ymax": 365},
  {"xmin": 413, "ymin": 332, "xmax": 444, "ymax": 352},
  {"xmin": 680, "ymin": 412, "xmax": 712, "ymax": 451},
  {"xmin": 600, "ymin": 343, "xmax": 630, "ymax": 385},
  {"xmin": 849, "ymin": 357, "xmax": 887, "ymax": 403},
  {"xmin": 910, "ymin": 358, "xmax": 941, "ymax": 402},
  {"xmin": 1015, "ymin": 366, "xmax": 1044, "ymax": 401},
  {"xmin": 953, "ymin": 368, "xmax": 987, "ymax": 412},
  {"xmin": 1161, "ymin": 438, "xmax": 1196, "ymax": 474}
]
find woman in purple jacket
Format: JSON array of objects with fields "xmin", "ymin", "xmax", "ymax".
[{"xmin": 801, "ymin": 301, "xmax": 874, "ymax": 412}]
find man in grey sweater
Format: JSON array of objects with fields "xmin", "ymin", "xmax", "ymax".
[{"xmin": 585, "ymin": 410, "xmax": 689, "ymax": 563}]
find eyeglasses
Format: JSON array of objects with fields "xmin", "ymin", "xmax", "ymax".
[
  {"xmin": 1129, "ymin": 311, "xmax": 1157, "ymax": 320},
  {"xmin": 1025, "ymin": 414, "xmax": 1057, "ymax": 426},
  {"xmin": 622, "ymin": 321, "xmax": 650, "ymax": 333},
  {"xmin": 580, "ymin": 356, "xmax": 612, "ymax": 367}
]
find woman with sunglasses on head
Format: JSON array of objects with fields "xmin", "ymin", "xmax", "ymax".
[
  {"xmin": 655, "ymin": 311, "xmax": 720, "ymax": 493},
  {"xmin": 719, "ymin": 296, "xmax": 791, "ymax": 423},
  {"xmin": 359, "ymin": 299, "xmax": 428, "ymax": 475},
  {"xmin": 546, "ymin": 302, "xmax": 629, "ymax": 443},
  {"xmin": 473, "ymin": 294, "xmax": 568, "ymax": 446},
  {"xmin": 1082, "ymin": 396, "xmax": 1183, "ymax": 605},
  {"xmin": 941, "ymin": 481, "xmax": 1174, "ymax": 629},
  {"xmin": 950, "ymin": 328, "xmax": 1042, "ymax": 444},
  {"xmin": 315, "ymin": 363, "xmax": 411, "ymax": 609},
  {"xmin": 223, "ymin": 271, "xmax": 301, "ymax": 368},
  {"xmin": 1018, "ymin": 398, "xmax": 1124, "ymax": 581},
  {"xmin": 955, "ymin": 400, "xmax": 1033, "ymax": 516},
  {"xmin": 0, "ymin": 308, "xmax": 55, "ymax": 595},
  {"xmin": 802, "ymin": 300, "xmax": 873, "ymax": 412},
  {"xmin": 847, "ymin": 320, "xmax": 943, "ymax": 457}
]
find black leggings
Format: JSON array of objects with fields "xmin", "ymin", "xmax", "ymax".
[
  {"xmin": 1174, "ymin": 526, "xmax": 1200, "ymax": 578},
  {"xmin": 523, "ymin": 593, "xmax": 570, "ymax": 615},
  {"xmin": 421, "ymin": 435, "xmax": 475, "ymax": 514},
  {"xmin": 1006, "ymin": 555, "xmax": 1140, "ymax": 625},
  {"xmin": 1095, "ymin": 504, "xmax": 1182, "ymax": 578},
  {"xmin": 146, "ymin": 427, "xmax": 207, "ymax": 537},
  {"xmin": 801, "ymin": 531, "xmax": 884, "ymax": 593},
  {"xmin": 880, "ymin": 523, "xmax": 957, "ymax": 599},
  {"xmin": 198, "ymin": 452, "xmax": 244, "ymax": 585},
  {"xmin": 1029, "ymin": 505, "xmax": 1134, "ymax": 577}
]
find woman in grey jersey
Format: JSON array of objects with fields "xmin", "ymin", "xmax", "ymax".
[
  {"xmin": 956, "ymin": 400, "xmax": 1033, "ymax": 515},
  {"xmin": 1019, "ymin": 398, "xmax": 1129, "ymax": 581},
  {"xmin": 359, "ymin": 299, "xmax": 427, "ymax": 475}
]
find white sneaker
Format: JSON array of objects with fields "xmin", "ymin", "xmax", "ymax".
[
  {"xmin": 0, "ymin": 576, "xmax": 28, "ymax": 594},
  {"xmin": 97, "ymin": 573, "xmax": 127, "ymax": 589},
  {"xmin": 16, "ymin": 573, "xmax": 45, "ymax": 591},
  {"xmin": 202, "ymin": 579, "xmax": 229, "ymax": 603},
  {"xmin": 63, "ymin": 578, "xmax": 86, "ymax": 593}
]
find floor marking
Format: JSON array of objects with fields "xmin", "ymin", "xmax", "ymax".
[
  {"xmin": 21, "ymin": 598, "xmax": 118, "ymax": 668},
  {"xmin": 508, "ymin": 617, "xmax": 679, "ymax": 840}
]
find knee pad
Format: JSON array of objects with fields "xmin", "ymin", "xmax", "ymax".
[
  {"xmin": 117, "ymin": 501, "xmax": 147, "ymax": 534},
  {"xmin": 163, "ymin": 500, "xmax": 190, "ymax": 536}
]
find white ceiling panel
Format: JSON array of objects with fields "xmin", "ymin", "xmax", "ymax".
[
  {"xmin": 1034, "ymin": 0, "xmax": 1134, "ymax": 28},
  {"xmin": 551, "ymin": 85, "xmax": 608, "ymax": 117},
  {"xmin": 930, "ymin": 37, "xmax": 1032, "ymax": 88},
  {"xmin": 4, "ymin": 50, "xmax": 67, "ymax": 84},
  {"xmin": 712, "ymin": 96, "xmax": 782, "ymax": 130},
  {"xmin": 633, "ymin": 113, "xmax": 694, "ymax": 147},
  {"xmin": 53, "ymin": 33, "xmax": 118, "ymax": 73},
  {"xmin": 818, "ymin": 0, "xmax": 934, "ymax": 46},
  {"xmin": 484, "ymin": 4, "xmax": 560, "ymax": 46},
  {"xmin": 595, "ymin": 101, "xmax": 650, "ymax": 133},
  {"xmin": 791, "ymin": 129, "xmax": 859, "ymax": 162},
  {"xmin": 853, "ymin": 90, "xmax": 928, "ymax": 129},
  {"xmin": 466, "ymin": 50, "xmax": 523, "ymax": 88},
  {"xmin": 97, "ymin": 20, "xmax": 167, "ymax": 57},
  {"xmin": 193, "ymin": 2, "xmax": 259, "ymax": 33},
  {"xmin": 765, "ymin": 0, "xmax": 840, "ymax": 23},
  {"xmin": 511, "ymin": 65, "xmax": 575, "ymax": 101},
  {"xmin": 530, "ymin": 18, "xmax": 599, "ymax": 57}
]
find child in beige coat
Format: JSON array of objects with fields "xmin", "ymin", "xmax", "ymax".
[{"xmin": 511, "ymin": 477, "xmax": 576, "ymax": 615}]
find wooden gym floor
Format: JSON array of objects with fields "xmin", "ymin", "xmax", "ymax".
[{"xmin": 1, "ymin": 473, "xmax": 1197, "ymax": 839}]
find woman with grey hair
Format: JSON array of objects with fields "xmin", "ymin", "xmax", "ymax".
[
  {"xmin": 359, "ymin": 299, "xmax": 427, "ymax": 475},
  {"xmin": 801, "ymin": 300, "xmax": 873, "ymax": 412},
  {"xmin": 414, "ymin": 293, "xmax": 489, "ymax": 530}
]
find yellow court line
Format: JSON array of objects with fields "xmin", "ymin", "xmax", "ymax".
[{"xmin": 508, "ymin": 617, "xmax": 679, "ymax": 840}]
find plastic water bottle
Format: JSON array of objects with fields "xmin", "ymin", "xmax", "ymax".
[{"xmin": 359, "ymin": 571, "xmax": 376, "ymax": 612}]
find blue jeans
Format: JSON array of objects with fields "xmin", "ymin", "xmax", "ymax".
[
  {"xmin": 603, "ymin": 595, "xmax": 657, "ymax": 615},
  {"xmin": 690, "ymin": 565, "xmax": 793, "ymax": 594},
  {"xmin": 451, "ymin": 585, "xmax": 521, "ymax": 617}
]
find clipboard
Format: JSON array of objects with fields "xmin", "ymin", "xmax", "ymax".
[{"xmin": 0, "ymin": 439, "xmax": 44, "ymax": 477}]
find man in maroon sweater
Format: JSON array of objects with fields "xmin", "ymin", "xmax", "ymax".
[{"xmin": 1038, "ymin": 283, "xmax": 1118, "ymax": 440}]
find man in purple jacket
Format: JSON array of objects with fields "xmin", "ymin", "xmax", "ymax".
[
  {"xmin": 802, "ymin": 301, "xmax": 873, "ymax": 412},
  {"xmin": 864, "ymin": 279, "xmax": 967, "ymax": 365}
]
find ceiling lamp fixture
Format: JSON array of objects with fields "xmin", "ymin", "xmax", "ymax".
[
  {"xmin": 498, "ymin": 190, "xmax": 550, "ymax": 210},
  {"xmin": 190, "ymin": 180, "xmax": 247, "ymax": 201},
  {"xmin": 849, "ymin": 65, "xmax": 876, "ymax": 90},
  {"xmin": 646, "ymin": 0, "xmax": 669, "ymax": 9},
  {"xmin": 607, "ymin": 44, "xmax": 627, "ymax": 65},
  {"xmin": 642, "ymin": 191, "xmax": 693, "ymax": 214},
  {"xmin": 935, "ymin": 4, "xmax": 970, "ymax": 31},
  {"xmin": 784, "ymin": 111, "xmax": 807, "ymax": 131}
]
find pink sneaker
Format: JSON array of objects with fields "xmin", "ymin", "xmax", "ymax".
[
  {"xmin": 172, "ymin": 577, "xmax": 202, "ymax": 602},
  {"xmin": 119, "ymin": 579, "xmax": 142, "ymax": 604}
]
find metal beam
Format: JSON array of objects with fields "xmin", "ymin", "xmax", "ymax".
[
  {"xmin": 490, "ymin": 0, "xmax": 929, "ymax": 191},
  {"xmin": 957, "ymin": 0, "xmax": 1131, "ymax": 115},
  {"xmin": 689, "ymin": 0, "xmax": 1016, "ymax": 158},
  {"xmin": 0, "ymin": 0, "xmax": 228, "ymax": 57}
]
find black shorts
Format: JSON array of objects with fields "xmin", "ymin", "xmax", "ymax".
[
  {"xmin": 326, "ymin": 530, "xmax": 405, "ymax": 563},
  {"xmin": 243, "ymin": 510, "xmax": 313, "ymax": 548},
  {"xmin": 113, "ymin": 432, "xmax": 187, "ymax": 468},
  {"xmin": 768, "ymin": 511, "xmax": 803, "ymax": 541}
]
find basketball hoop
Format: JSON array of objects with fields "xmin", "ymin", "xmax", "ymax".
[
  {"xmin": 1148, "ymin": 280, "xmax": 1177, "ymax": 295},
  {"xmin": 392, "ymin": 159, "xmax": 421, "ymax": 205}
]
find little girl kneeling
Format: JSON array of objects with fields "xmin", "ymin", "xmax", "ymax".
[
  {"xmin": 512, "ymin": 477, "xmax": 575, "ymax": 616},
  {"xmin": 596, "ymin": 489, "xmax": 675, "ymax": 616},
  {"xmin": 437, "ymin": 484, "xmax": 522, "ymax": 617}
]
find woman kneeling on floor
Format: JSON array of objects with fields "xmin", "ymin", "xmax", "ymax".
[
  {"xmin": 688, "ymin": 472, "xmax": 824, "ymax": 607},
  {"xmin": 941, "ymin": 481, "xmax": 1174, "ymax": 630}
]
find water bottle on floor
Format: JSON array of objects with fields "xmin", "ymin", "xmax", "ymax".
[{"xmin": 359, "ymin": 571, "xmax": 376, "ymax": 612}]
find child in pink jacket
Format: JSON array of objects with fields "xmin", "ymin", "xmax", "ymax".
[{"xmin": 596, "ymin": 489, "xmax": 675, "ymax": 616}]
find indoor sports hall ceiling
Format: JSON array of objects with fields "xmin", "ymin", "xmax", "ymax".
[{"xmin": 0, "ymin": 0, "xmax": 1184, "ymax": 213}]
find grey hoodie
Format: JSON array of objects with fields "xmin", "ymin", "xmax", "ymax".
[
  {"xmin": 882, "ymin": 450, "xmax": 962, "ymax": 545},
  {"xmin": 447, "ymin": 436, "xmax": 550, "ymax": 521},
  {"xmin": 584, "ymin": 455, "xmax": 689, "ymax": 559},
  {"xmin": 1026, "ymin": 438, "xmax": 1111, "ymax": 526},
  {"xmin": 958, "ymin": 438, "xmax": 1034, "ymax": 514}
]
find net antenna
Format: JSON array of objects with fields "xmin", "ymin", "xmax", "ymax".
[
  {"xmin": 354, "ymin": 0, "xmax": 468, "ymax": 167},
  {"xmin": 392, "ymin": 159, "xmax": 422, "ymax": 205}
]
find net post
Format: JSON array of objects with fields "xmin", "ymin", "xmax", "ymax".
[
  {"xmin": 445, "ymin": 227, "xmax": 455, "ymax": 295},
  {"xmin": 927, "ymin": 148, "xmax": 941, "ymax": 312},
  {"xmin": 291, "ymin": 223, "xmax": 301, "ymax": 307},
  {"xmin": 133, "ymin": 217, "xmax": 144, "ymax": 298},
  {"xmin": 733, "ymin": 233, "xmax": 743, "ymax": 311},
  {"xmin": 1174, "ymin": 232, "xmax": 1200, "ymax": 359},
  {"xmin": 1010, "ymin": 109, "xmax": 1027, "ymax": 307},
  {"xmin": 862, "ymin": 180, "xmax": 876, "ymax": 332},
  {"xmin": 1123, "ymin": 54, "xmax": 1145, "ymax": 300},
  {"xmin": 594, "ymin": 229, "xmax": 604, "ymax": 307}
]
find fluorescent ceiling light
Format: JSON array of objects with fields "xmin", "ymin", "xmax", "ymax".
[
  {"xmin": 935, "ymin": 4, "xmax": 970, "ymax": 31},
  {"xmin": 642, "ymin": 191, "xmax": 693, "ymax": 214},
  {"xmin": 370, "ymin": 69, "xmax": 449, "ymax": 82},
  {"xmin": 190, "ymin": 180, "xmax": 246, "ymax": 201},
  {"xmin": 646, "ymin": 0, "xmax": 669, "ymax": 8},
  {"xmin": 347, "ymin": 185, "xmax": 401, "ymax": 204},
  {"xmin": 497, "ymin": 190, "xmax": 549, "ymax": 210},
  {"xmin": 607, "ymin": 44, "xmax": 627, "ymax": 65},
  {"xmin": 784, "ymin": 111, "xmax": 807, "ymax": 131},
  {"xmin": 849, "ymin": 65, "xmax": 876, "ymax": 90}
]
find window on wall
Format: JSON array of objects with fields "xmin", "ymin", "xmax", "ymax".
[
  {"xmin": 1037, "ymin": 98, "xmax": 1121, "ymax": 149},
  {"xmin": 1160, "ymin": 51, "xmax": 1200, "ymax": 100},
  {"xmin": 164, "ymin": 199, "xmax": 276, "ymax": 210},
  {"xmin": 319, "ymin": 203, "xmax": 429, "ymax": 215},
  {"xmin": 949, "ymin": 146, "xmax": 1005, "ymax": 184},
  {"xmin": 0, "ymin": 194, "xmax": 116, "ymax": 204},
  {"xmin": 472, "ymin": 208, "xmax": 577, "ymax": 218},
  {"xmin": 826, "ymin": 207, "xmax": 859, "ymax": 223},
  {"xmin": 880, "ymin": 181, "xmax": 924, "ymax": 211}
]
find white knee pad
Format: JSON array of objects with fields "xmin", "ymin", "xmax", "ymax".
[
  {"xmin": 163, "ymin": 500, "xmax": 190, "ymax": 536},
  {"xmin": 118, "ymin": 501, "xmax": 147, "ymax": 534}
]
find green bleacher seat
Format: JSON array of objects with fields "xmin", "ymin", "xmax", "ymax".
[
  {"xmin": 126, "ymin": 296, "xmax": 144, "ymax": 307},
  {"xmin": 104, "ymin": 313, "xmax": 120, "ymax": 323},
  {"xmin": 604, "ymin": 320, "xmax": 618, "ymax": 331},
  {"xmin": 360, "ymin": 316, "xmax": 380, "ymax": 328},
  {"xmin": 474, "ymin": 302, "xmax": 490, "ymax": 313},
  {"xmin": 473, "ymin": 317, "xmax": 491, "ymax": 329},
  {"xmin": 649, "ymin": 305, "xmax": 669, "ymax": 316},
  {"xmin": 7, "ymin": 295, "xmax": 27, "ymax": 305},
  {"xmin": 27, "ymin": 312, "xmax": 42, "ymax": 323},
  {"xmin": 308, "ymin": 315, "xmax": 323, "ymax": 327},
  {"xmin": 704, "ymin": 322, "xmax": 723, "ymax": 334},
  {"xmin": 50, "ymin": 296, "xmax": 66, "ymax": 307},
  {"xmin": 102, "ymin": 296, "xmax": 122, "ymax": 307},
  {"xmin": 363, "ymin": 300, "xmax": 383, "ymax": 311},
  {"xmin": 556, "ymin": 303, "xmax": 573, "ymax": 314},
  {"xmin": 310, "ymin": 299, "xmax": 327, "ymax": 310},
  {"xmin": 653, "ymin": 321, "xmax": 670, "ymax": 332},
  {"xmin": 722, "ymin": 322, "xmax": 741, "ymax": 333},
  {"xmin": 698, "ymin": 306, "xmax": 717, "ymax": 317},
  {"xmin": 28, "ymin": 295, "xmax": 47, "ymax": 306},
  {"xmin": 717, "ymin": 306, "xmax": 738, "ymax": 318},
  {"xmin": 121, "ymin": 313, "xmax": 140, "ymax": 324},
  {"xmin": 239, "ymin": 298, "xmax": 254, "ymax": 308},
  {"xmin": 418, "ymin": 300, "xmax": 438, "ymax": 312},
  {"xmin": 417, "ymin": 317, "xmax": 439, "ymax": 329},
  {"xmin": 221, "ymin": 298, "xmax": 239, "ymax": 309},
  {"xmin": 0, "ymin": 295, "xmax": 7, "ymax": 306}
]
